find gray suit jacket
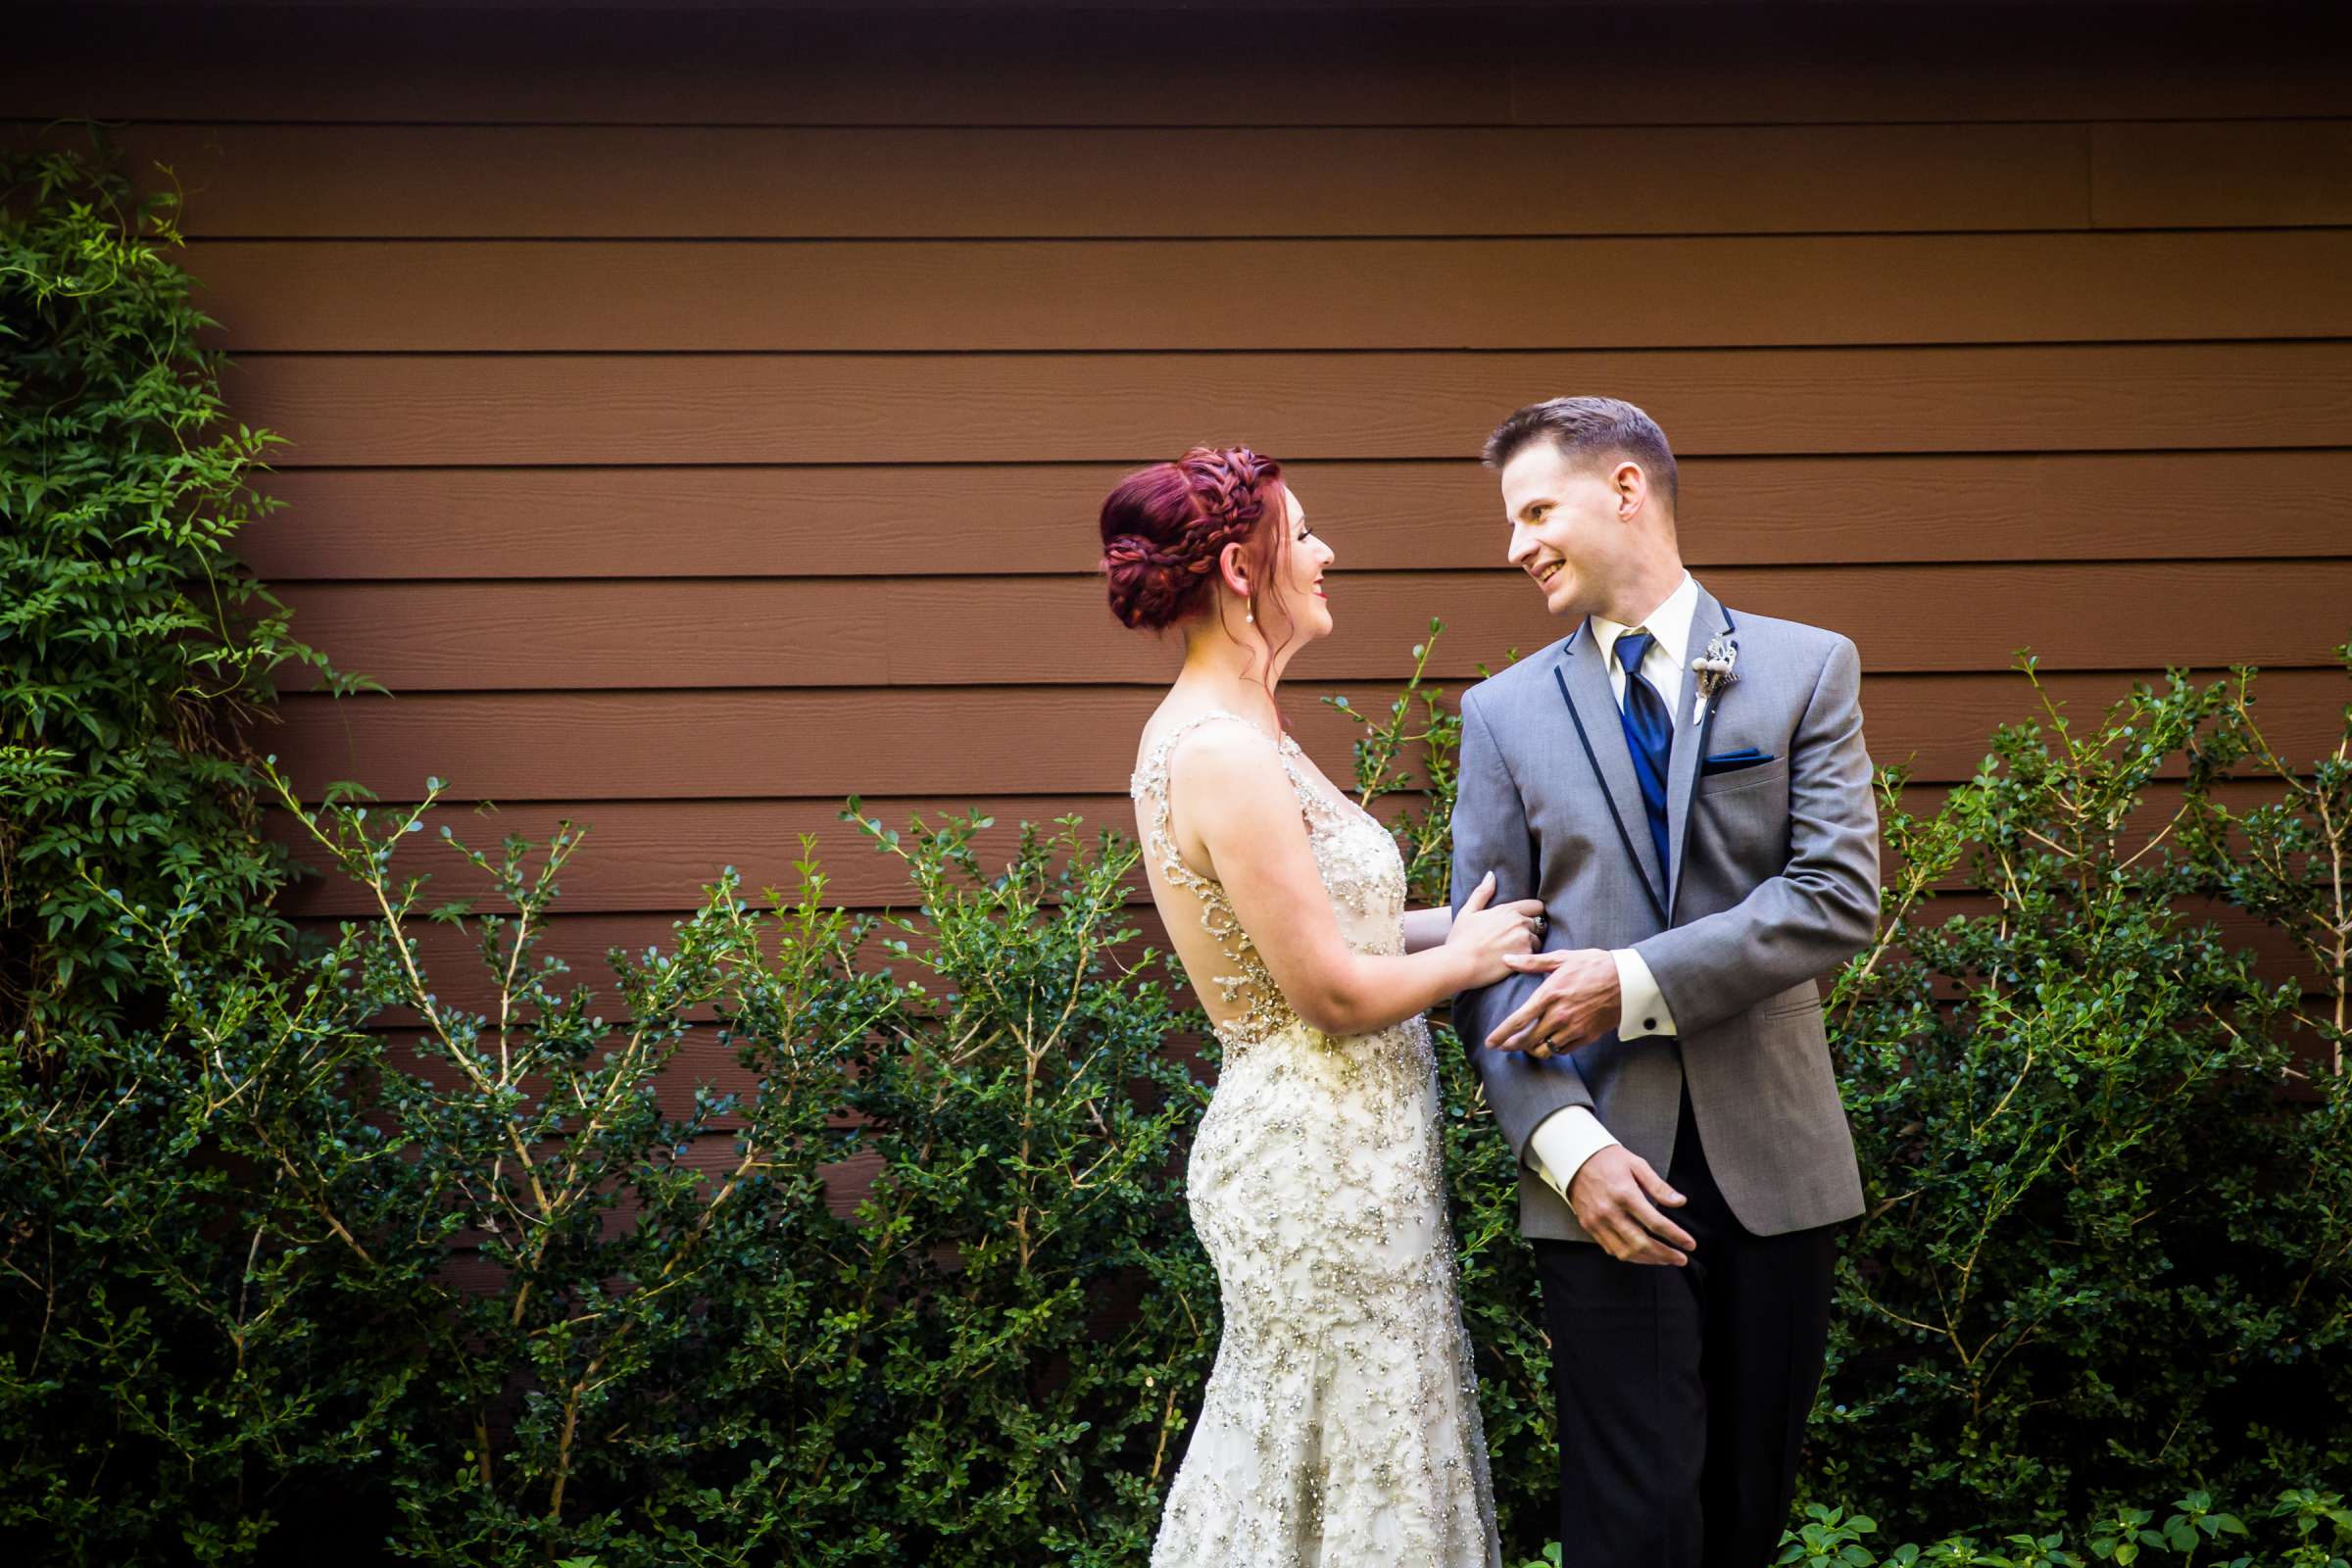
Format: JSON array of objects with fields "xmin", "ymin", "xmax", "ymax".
[{"xmin": 1449, "ymin": 582, "xmax": 1878, "ymax": 1242}]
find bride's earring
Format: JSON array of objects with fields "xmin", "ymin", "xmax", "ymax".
[{"xmin": 1246, "ymin": 610, "xmax": 1253, "ymax": 623}]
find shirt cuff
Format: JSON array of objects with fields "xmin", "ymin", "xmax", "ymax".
[
  {"xmin": 1612, "ymin": 947, "xmax": 1678, "ymax": 1038},
  {"xmin": 1527, "ymin": 1106, "xmax": 1620, "ymax": 1200}
]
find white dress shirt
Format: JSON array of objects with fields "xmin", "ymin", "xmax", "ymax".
[{"xmin": 1522, "ymin": 572, "xmax": 1692, "ymax": 1200}]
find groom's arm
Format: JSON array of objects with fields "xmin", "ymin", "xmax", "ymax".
[
  {"xmin": 1450, "ymin": 690, "xmax": 1600, "ymax": 1157},
  {"xmin": 1633, "ymin": 634, "xmax": 1880, "ymax": 1036}
]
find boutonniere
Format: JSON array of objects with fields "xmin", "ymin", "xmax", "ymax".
[{"xmin": 1691, "ymin": 635, "xmax": 1739, "ymax": 725}]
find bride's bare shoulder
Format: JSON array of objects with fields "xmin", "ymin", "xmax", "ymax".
[
  {"xmin": 1171, "ymin": 730, "xmax": 1295, "ymax": 831},
  {"xmin": 1136, "ymin": 702, "xmax": 1243, "ymax": 760},
  {"xmin": 1138, "ymin": 708, "xmax": 1285, "ymax": 797}
]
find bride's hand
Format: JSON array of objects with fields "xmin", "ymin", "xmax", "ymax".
[{"xmin": 1444, "ymin": 870, "xmax": 1547, "ymax": 986}]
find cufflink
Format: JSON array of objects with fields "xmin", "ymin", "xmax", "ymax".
[{"xmin": 1643, "ymin": 1017, "xmax": 1658, "ymax": 1030}]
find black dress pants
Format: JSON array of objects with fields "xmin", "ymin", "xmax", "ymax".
[{"xmin": 1531, "ymin": 1084, "xmax": 1840, "ymax": 1568}]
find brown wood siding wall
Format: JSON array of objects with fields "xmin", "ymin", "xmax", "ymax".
[{"xmin": 11, "ymin": 3, "xmax": 2351, "ymax": 1070}]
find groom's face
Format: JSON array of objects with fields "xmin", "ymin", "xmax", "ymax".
[{"xmin": 1498, "ymin": 438, "xmax": 1630, "ymax": 618}]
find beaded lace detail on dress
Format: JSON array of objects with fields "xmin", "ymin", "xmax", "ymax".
[
  {"xmin": 1131, "ymin": 710, "xmax": 1501, "ymax": 1568},
  {"xmin": 1129, "ymin": 710, "xmax": 1406, "ymax": 1054}
]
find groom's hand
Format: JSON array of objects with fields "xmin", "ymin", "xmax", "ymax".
[
  {"xmin": 1485, "ymin": 948, "xmax": 1620, "ymax": 1055},
  {"xmin": 1568, "ymin": 1146, "xmax": 1694, "ymax": 1266}
]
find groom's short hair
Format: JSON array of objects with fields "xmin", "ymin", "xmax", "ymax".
[{"xmin": 1482, "ymin": 396, "xmax": 1679, "ymax": 513}]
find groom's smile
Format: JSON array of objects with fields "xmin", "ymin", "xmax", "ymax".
[{"xmin": 1525, "ymin": 557, "xmax": 1573, "ymax": 612}]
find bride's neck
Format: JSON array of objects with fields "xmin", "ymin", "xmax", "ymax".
[{"xmin": 1175, "ymin": 620, "xmax": 1292, "ymax": 723}]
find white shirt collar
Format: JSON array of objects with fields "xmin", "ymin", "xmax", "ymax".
[{"xmin": 1590, "ymin": 571, "xmax": 1698, "ymax": 672}]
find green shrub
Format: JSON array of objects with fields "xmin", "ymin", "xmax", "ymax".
[
  {"xmin": 1766, "ymin": 1488, "xmax": 2352, "ymax": 1568},
  {"xmin": 1513, "ymin": 1488, "xmax": 2352, "ymax": 1568},
  {"xmin": 0, "ymin": 131, "xmax": 362, "ymax": 1052},
  {"xmin": 3, "ymin": 770, "xmax": 1209, "ymax": 1565},
  {"xmin": 1813, "ymin": 654, "xmax": 2351, "ymax": 1530}
]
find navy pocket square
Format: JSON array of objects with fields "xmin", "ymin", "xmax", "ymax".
[{"xmin": 1700, "ymin": 748, "xmax": 1777, "ymax": 776}]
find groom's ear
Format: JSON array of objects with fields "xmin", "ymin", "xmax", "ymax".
[{"xmin": 1610, "ymin": 459, "xmax": 1648, "ymax": 519}]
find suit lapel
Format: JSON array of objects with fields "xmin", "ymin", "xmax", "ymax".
[
  {"xmin": 1665, "ymin": 587, "xmax": 1734, "ymax": 919},
  {"xmin": 1552, "ymin": 621, "xmax": 1668, "ymax": 921}
]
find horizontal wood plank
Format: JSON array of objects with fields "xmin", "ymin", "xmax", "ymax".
[
  {"xmin": 265, "ymin": 669, "xmax": 2352, "ymax": 802},
  {"xmin": 271, "ymin": 563, "xmax": 2352, "ymax": 691},
  {"xmin": 0, "ymin": 6, "xmax": 1508, "ymax": 125},
  {"xmin": 275, "ymin": 797, "xmax": 1144, "ymax": 914},
  {"xmin": 185, "ymin": 232, "xmax": 2352, "ymax": 352},
  {"xmin": 1507, "ymin": 4, "xmax": 2352, "ymax": 125},
  {"xmin": 220, "ymin": 344, "xmax": 2352, "ymax": 466},
  {"xmin": 11, "ymin": 5, "xmax": 2346, "ymax": 125},
  {"xmin": 2093, "ymin": 121, "xmax": 2352, "ymax": 228},
  {"xmin": 238, "ymin": 452, "xmax": 2352, "ymax": 581},
  {"xmin": 134, "ymin": 122, "xmax": 2088, "ymax": 238},
  {"xmin": 268, "ymin": 686, "xmax": 1400, "ymax": 807}
]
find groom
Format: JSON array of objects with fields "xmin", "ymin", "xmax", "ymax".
[{"xmin": 1449, "ymin": 397, "xmax": 1879, "ymax": 1567}]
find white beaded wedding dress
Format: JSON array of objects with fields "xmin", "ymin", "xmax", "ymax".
[{"xmin": 1133, "ymin": 710, "xmax": 1502, "ymax": 1568}]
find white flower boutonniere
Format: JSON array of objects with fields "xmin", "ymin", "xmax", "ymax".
[{"xmin": 1691, "ymin": 635, "xmax": 1739, "ymax": 725}]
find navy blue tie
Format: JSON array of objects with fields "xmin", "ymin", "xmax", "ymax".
[{"xmin": 1612, "ymin": 628, "xmax": 1673, "ymax": 881}]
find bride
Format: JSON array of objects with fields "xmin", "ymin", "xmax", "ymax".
[{"xmin": 1103, "ymin": 446, "xmax": 1538, "ymax": 1566}]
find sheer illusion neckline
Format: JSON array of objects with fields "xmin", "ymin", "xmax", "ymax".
[{"xmin": 1131, "ymin": 707, "xmax": 1325, "ymax": 897}]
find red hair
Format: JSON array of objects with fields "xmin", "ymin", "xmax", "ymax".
[{"xmin": 1099, "ymin": 447, "xmax": 1298, "ymax": 678}]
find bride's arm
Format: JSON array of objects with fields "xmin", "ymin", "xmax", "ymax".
[
  {"xmin": 1173, "ymin": 725, "xmax": 1540, "ymax": 1037},
  {"xmin": 1400, "ymin": 907, "xmax": 1453, "ymax": 954}
]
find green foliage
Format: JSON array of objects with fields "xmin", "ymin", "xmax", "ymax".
[
  {"xmin": 2179, "ymin": 647, "xmax": 2352, "ymax": 1077},
  {"xmin": 1514, "ymin": 1487, "xmax": 2352, "ymax": 1568},
  {"xmin": 1814, "ymin": 652, "xmax": 2352, "ymax": 1530},
  {"xmin": 0, "ymin": 131, "xmax": 363, "ymax": 1050},
  {"xmin": 2, "ymin": 769, "xmax": 1205, "ymax": 1564},
  {"xmin": 1762, "ymin": 1489, "xmax": 2349, "ymax": 1568}
]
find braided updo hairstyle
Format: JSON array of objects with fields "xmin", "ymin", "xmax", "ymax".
[{"xmin": 1099, "ymin": 446, "xmax": 1292, "ymax": 637}]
